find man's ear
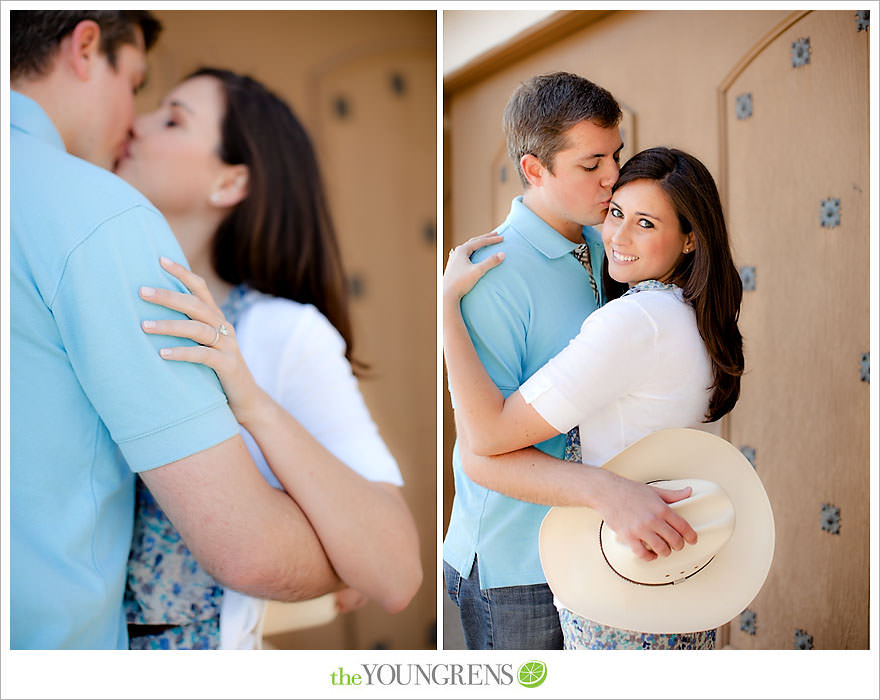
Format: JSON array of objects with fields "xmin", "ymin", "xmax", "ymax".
[
  {"xmin": 520, "ymin": 153, "xmax": 546, "ymax": 188},
  {"xmin": 61, "ymin": 20, "xmax": 102, "ymax": 81},
  {"xmin": 208, "ymin": 164, "xmax": 250, "ymax": 209}
]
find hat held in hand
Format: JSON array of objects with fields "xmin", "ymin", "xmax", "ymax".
[{"xmin": 539, "ymin": 428, "xmax": 775, "ymax": 634}]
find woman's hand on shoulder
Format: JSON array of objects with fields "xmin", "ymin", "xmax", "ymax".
[
  {"xmin": 443, "ymin": 232, "xmax": 505, "ymax": 302},
  {"xmin": 139, "ymin": 257, "xmax": 263, "ymax": 422}
]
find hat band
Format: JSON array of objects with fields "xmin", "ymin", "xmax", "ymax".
[{"xmin": 598, "ymin": 521, "xmax": 717, "ymax": 587}]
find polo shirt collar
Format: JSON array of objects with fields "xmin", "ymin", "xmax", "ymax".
[
  {"xmin": 11, "ymin": 91, "xmax": 66, "ymax": 153},
  {"xmin": 506, "ymin": 196, "xmax": 597, "ymax": 259}
]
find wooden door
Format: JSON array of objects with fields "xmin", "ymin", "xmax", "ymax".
[
  {"xmin": 308, "ymin": 43, "xmax": 437, "ymax": 651},
  {"xmin": 722, "ymin": 10, "xmax": 870, "ymax": 650}
]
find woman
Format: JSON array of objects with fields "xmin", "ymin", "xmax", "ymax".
[
  {"xmin": 116, "ymin": 68, "xmax": 422, "ymax": 649},
  {"xmin": 443, "ymin": 147, "xmax": 743, "ymax": 649}
]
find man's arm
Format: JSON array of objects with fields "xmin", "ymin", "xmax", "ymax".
[
  {"xmin": 140, "ymin": 435, "xmax": 343, "ymax": 601},
  {"xmin": 53, "ymin": 208, "xmax": 340, "ymax": 601},
  {"xmin": 456, "ymin": 425, "xmax": 697, "ymax": 560}
]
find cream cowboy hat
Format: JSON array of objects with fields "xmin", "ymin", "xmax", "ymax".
[{"xmin": 539, "ymin": 428, "xmax": 775, "ymax": 634}]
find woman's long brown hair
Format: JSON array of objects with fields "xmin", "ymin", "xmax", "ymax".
[
  {"xmin": 603, "ymin": 147, "xmax": 744, "ymax": 422},
  {"xmin": 192, "ymin": 67, "xmax": 362, "ymax": 372}
]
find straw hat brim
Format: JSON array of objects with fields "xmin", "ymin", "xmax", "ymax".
[{"xmin": 539, "ymin": 428, "xmax": 775, "ymax": 634}]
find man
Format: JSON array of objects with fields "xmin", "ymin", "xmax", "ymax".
[
  {"xmin": 443, "ymin": 72, "xmax": 692, "ymax": 650},
  {"xmin": 10, "ymin": 10, "xmax": 339, "ymax": 649}
]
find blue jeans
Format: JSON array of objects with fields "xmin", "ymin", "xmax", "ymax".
[{"xmin": 444, "ymin": 559, "xmax": 563, "ymax": 650}]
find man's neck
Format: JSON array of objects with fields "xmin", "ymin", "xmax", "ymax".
[
  {"xmin": 521, "ymin": 190, "xmax": 586, "ymax": 244},
  {"xmin": 12, "ymin": 77, "xmax": 75, "ymax": 154}
]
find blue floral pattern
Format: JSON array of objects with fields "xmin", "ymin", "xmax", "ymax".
[
  {"xmin": 124, "ymin": 285, "xmax": 261, "ymax": 650},
  {"xmin": 124, "ymin": 481, "xmax": 224, "ymax": 649},
  {"xmin": 622, "ymin": 279, "xmax": 678, "ymax": 297},
  {"xmin": 558, "ymin": 607, "xmax": 716, "ymax": 649}
]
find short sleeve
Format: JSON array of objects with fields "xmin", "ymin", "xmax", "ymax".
[
  {"xmin": 52, "ymin": 206, "xmax": 239, "ymax": 471},
  {"xmin": 459, "ymin": 265, "xmax": 526, "ymax": 397},
  {"xmin": 273, "ymin": 306, "xmax": 402, "ymax": 486},
  {"xmin": 519, "ymin": 297, "xmax": 658, "ymax": 433}
]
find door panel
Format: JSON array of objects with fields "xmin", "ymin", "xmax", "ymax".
[{"xmin": 723, "ymin": 10, "xmax": 869, "ymax": 650}]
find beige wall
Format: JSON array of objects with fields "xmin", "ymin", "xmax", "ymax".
[{"xmin": 139, "ymin": 10, "xmax": 437, "ymax": 650}]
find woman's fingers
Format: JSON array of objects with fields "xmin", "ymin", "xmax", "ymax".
[
  {"xmin": 142, "ymin": 318, "xmax": 221, "ymax": 347},
  {"xmin": 476, "ymin": 251, "xmax": 505, "ymax": 274},
  {"xmin": 623, "ymin": 535, "xmax": 658, "ymax": 562},
  {"xmin": 665, "ymin": 509, "xmax": 699, "ymax": 546},
  {"xmin": 640, "ymin": 530, "xmax": 672, "ymax": 558},
  {"xmin": 159, "ymin": 256, "xmax": 218, "ymax": 308},
  {"xmin": 140, "ymin": 284, "xmax": 212, "ymax": 323},
  {"xmin": 157, "ymin": 344, "xmax": 221, "ymax": 370},
  {"xmin": 460, "ymin": 232, "xmax": 504, "ymax": 256},
  {"xmin": 654, "ymin": 485, "xmax": 699, "ymax": 545}
]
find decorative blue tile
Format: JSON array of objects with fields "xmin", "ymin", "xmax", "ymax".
[
  {"xmin": 739, "ymin": 266, "xmax": 756, "ymax": 291},
  {"xmin": 820, "ymin": 198, "xmax": 841, "ymax": 228},
  {"xmin": 740, "ymin": 446, "xmax": 757, "ymax": 469},
  {"xmin": 334, "ymin": 96, "xmax": 350, "ymax": 119},
  {"xmin": 821, "ymin": 503, "xmax": 841, "ymax": 535},
  {"xmin": 860, "ymin": 353, "xmax": 869, "ymax": 382},
  {"xmin": 739, "ymin": 609, "xmax": 757, "ymax": 635},
  {"xmin": 856, "ymin": 10, "xmax": 870, "ymax": 31},
  {"xmin": 349, "ymin": 274, "xmax": 365, "ymax": 298},
  {"xmin": 423, "ymin": 221, "xmax": 436, "ymax": 245},
  {"xmin": 792, "ymin": 37, "xmax": 811, "ymax": 68},
  {"xmin": 735, "ymin": 93, "xmax": 752, "ymax": 120},
  {"xmin": 390, "ymin": 72, "xmax": 407, "ymax": 96},
  {"xmin": 500, "ymin": 165, "xmax": 508, "ymax": 184},
  {"xmin": 794, "ymin": 629, "xmax": 813, "ymax": 650}
]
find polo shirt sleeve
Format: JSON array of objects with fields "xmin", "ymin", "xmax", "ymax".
[
  {"xmin": 459, "ymin": 269, "xmax": 525, "ymax": 397},
  {"xmin": 51, "ymin": 205, "xmax": 240, "ymax": 472},
  {"xmin": 519, "ymin": 297, "xmax": 658, "ymax": 433},
  {"xmin": 273, "ymin": 305, "xmax": 403, "ymax": 485}
]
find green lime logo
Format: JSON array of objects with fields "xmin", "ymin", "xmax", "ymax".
[{"xmin": 517, "ymin": 660, "xmax": 547, "ymax": 688}]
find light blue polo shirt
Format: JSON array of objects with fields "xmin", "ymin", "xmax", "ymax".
[
  {"xmin": 10, "ymin": 92, "xmax": 240, "ymax": 649},
  {"xmin": 443, "ymin": 196, "xmax": 605, "ymax": 589}
]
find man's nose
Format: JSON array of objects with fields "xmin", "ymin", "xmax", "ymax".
[
  {"xmin": 130, "ymin": 114, "xmax": 149, "ymax": 139},
  {"xmin": 600, "ymin": 160, "xmax": 619, "ymax": 189}
]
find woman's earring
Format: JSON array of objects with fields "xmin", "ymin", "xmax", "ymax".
[{"xmin": 210, "ymin": 192, "xmax": 221, "ymax": 204}]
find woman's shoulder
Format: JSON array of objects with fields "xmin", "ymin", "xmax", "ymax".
[
  {"xmin": 603, "ymin": 286, "xmax": 689, "ymax": 318},
  {"xmin": 236, "ymin": 293, "xmax": 345, "ymax": 354},
  {"xmin": 583, "ymin": 287, "xmax": 693, "ymax": 340}
]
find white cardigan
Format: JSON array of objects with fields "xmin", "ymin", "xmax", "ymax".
[{"xmin": 219, "ymin": 294, "xmax": 402, "ymax": 649}]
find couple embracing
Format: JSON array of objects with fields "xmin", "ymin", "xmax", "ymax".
[
  {"xmin": 443, "ymin": 72, "xmax": 773, "ymax": 650},
  {"xmin": 11, "ymin": 10, "xmax": 421, "ymax": 650}
]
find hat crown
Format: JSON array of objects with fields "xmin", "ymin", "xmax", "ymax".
[{"xmin": 600, "ymin": 479, "xmax": 735, "ymax": 586}]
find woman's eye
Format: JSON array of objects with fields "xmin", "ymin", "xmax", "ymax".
[
  {"xmin": 638, "ymin": 218, "xmax": 654, "ymax": 229},
  {"xmin": 164, "ymin": 119, "xmax": 178, "ymax": 128},
  {"xmin": 583, "ymin": 164, "xmax": 599, "ymax": 172},
  {"xmin": 609, "ymin": 207, "xmax": 623, "ymax": 219}
]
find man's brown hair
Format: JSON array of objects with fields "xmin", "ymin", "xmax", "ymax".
[
  {"xmin": 503, "ymin": 72, "xmax": 621, "ymax": 187},
  {"xmin": 11, "ymin": 10, "xmax": 162, "ymax": 81}
]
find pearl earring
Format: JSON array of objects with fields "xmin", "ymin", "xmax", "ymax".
[{"xmin": 210, "ymin": 192, "xmax": 221, "ymax": 204}]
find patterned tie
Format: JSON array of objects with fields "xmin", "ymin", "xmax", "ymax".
[{"xmin": 571, "ymin": 243, "xmax": 600, "ymax": 305}]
